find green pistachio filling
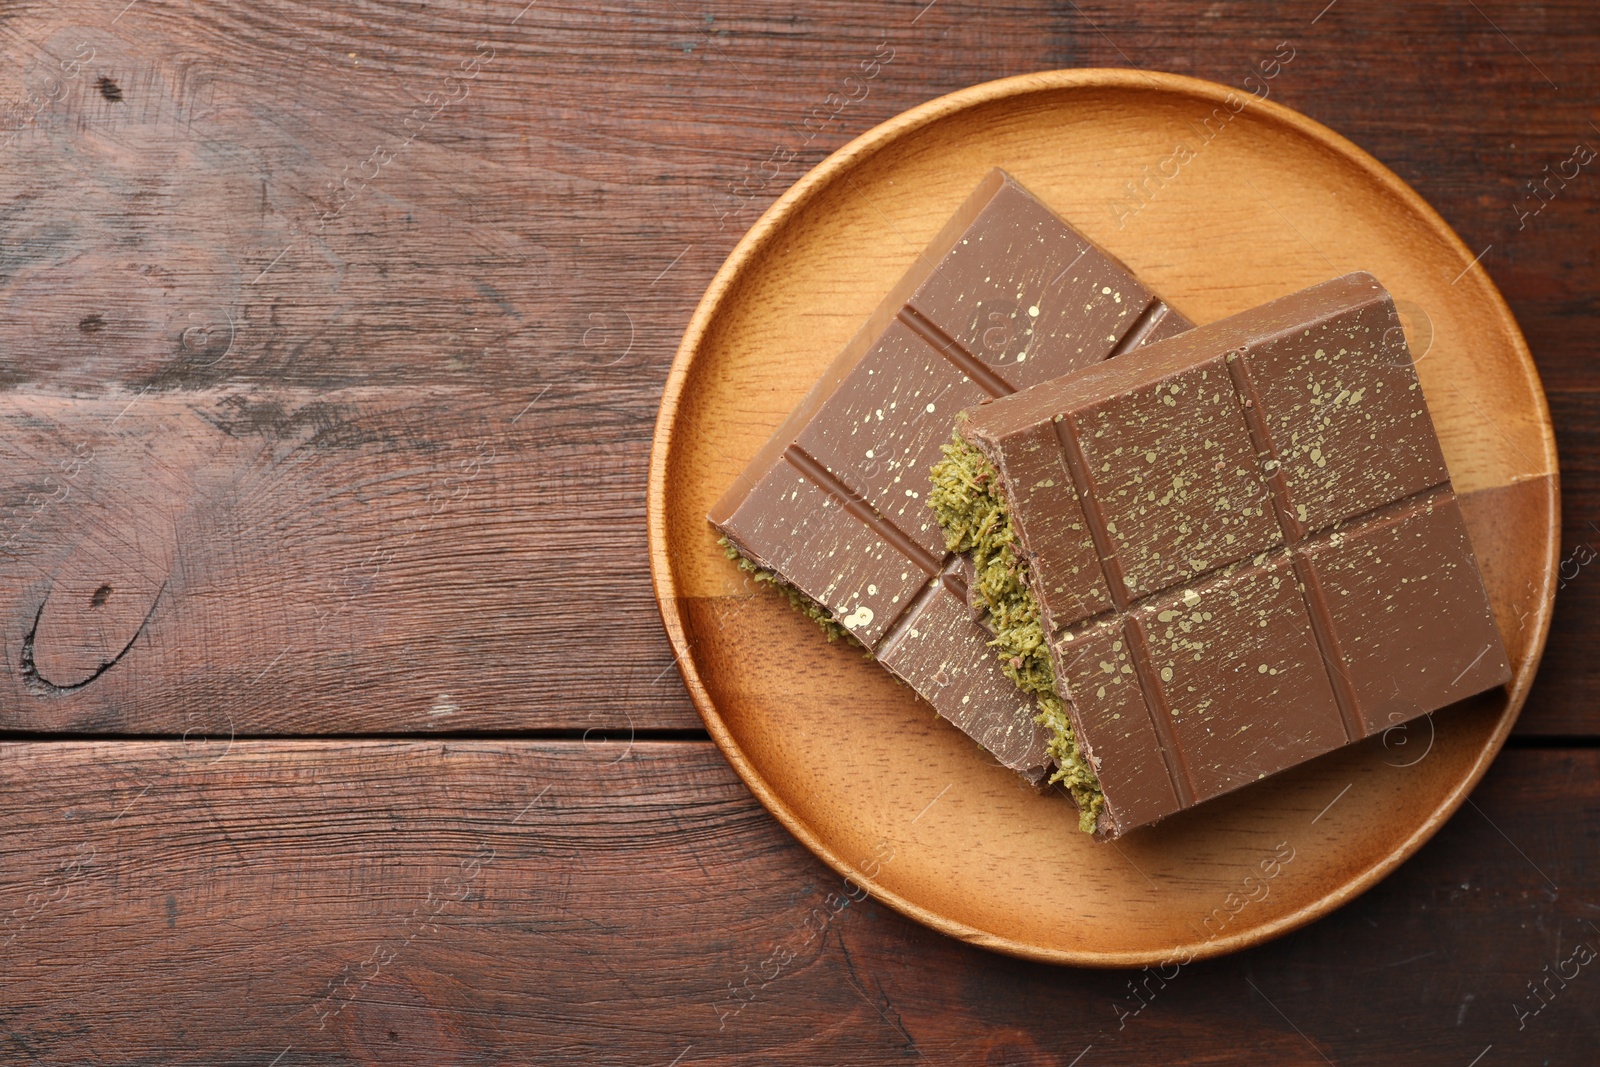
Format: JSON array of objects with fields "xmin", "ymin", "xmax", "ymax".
[
  {"xmin": 719, "ymin": 537, "xmax": 859, "ymax": 646},
  {"xmin": 929, "ymin": 433, "xmax": 1105, "ymax": 834}
]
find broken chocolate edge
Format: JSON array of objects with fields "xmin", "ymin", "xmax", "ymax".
[{"xmin": 929, "ymin": 429, "xmax": 1105, "ymax": 833}]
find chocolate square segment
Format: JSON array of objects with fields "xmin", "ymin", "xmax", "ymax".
[
  {"xmin": 1052, "ymin": 617, "xmax": 1181, "ymax": 832},
  {"xmin": 1067, "ymin": 359, "xmax": 1282, "ymax": 600},
  {"xmin": 732, "ymin": 463, "xmax": 929, "ymax": 648},
  {"xmin": 906, "ymin": 186, "xmax": 1172, "ymax": 388},
  {"xmin": 961, "ymin": 272, "xmax": 1511, "ymax": 835},
  {"xmin": 994, "ymin": 421, "xmax": 1110, "ymax": 622},
  {"xmin": 1235, "ymin": 295, "xmax": 1449, "ymax": 533},
  {"xmin": 711, "ymin": 169, "xmax": 1191, "ymax": 785},
  {"xmin": 1128, "ymin": 555, "xmax": 1345, "ymax": 800},
  {"xmin": 876, "ymin": 568, "xmax": 1054, "ymax": 783},
  {"xmin": 1298, "ymin": 492, "xmax": 1511, "ymax": 736},
  {"xmin": 795, "ymin": 319, "xmax": 989, "ymax": 557}
]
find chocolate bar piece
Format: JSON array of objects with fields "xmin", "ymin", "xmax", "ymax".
[
  {"xmin": 942, "ymin": 272, "xmax": 1511, "ymax": 837},
  {"xmin": 709, "ymin": 169, "xmax": 1190, "ymax": 788}
]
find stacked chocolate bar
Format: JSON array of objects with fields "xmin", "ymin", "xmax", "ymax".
[{"xmin": 711, "ymin": 169, "xmax": 1509, "ymax": 838}]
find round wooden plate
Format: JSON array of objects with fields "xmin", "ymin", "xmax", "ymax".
[{"xmin": 647, "ymin": 70, "xmax": 1557, "ymax": 966}]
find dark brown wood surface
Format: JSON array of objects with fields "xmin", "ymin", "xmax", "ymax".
[
  {"xmin": 0, "ymin": 0, "xmax": 1594, "ymax": 1062},
  {"xmin": 0, "ymin": 741, "xmax": 1594, "ymax": 1065}
]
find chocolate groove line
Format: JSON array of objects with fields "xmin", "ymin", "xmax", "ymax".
[
  {"xmin": 1123, "ymin": 613, "xmax": 1198, "ymax": 807},
  {"xmin": 781, "ymin": 444, "xmax": 944, "ymax": 577},
  {"xmin": 896, "ymin": 305, "xmax": 1016, "ymax": 400},
  {"xmin": 843, "ymin": 299, "xmax": 1050, "ymax": 653},
  {"xmin": 781, "ymin": 444, "xmax": 949, "ymax": 650},
  {"xmin": 1037, "ymin": 297, "xmax": 1173, "ymax": 613},
  {"xmin": 875, "ymin": 556, "xmax": 968, "ymax": 662},
  {"xmin": 1223, "ymin": 349, "xmax": 1307, "ymax": 545},
  {"xmin": 1222, "ymin": 348, "xmax": 1361, "ymax": 743},
  {"xmin": 782, "ymin": 281, "xmax": 1153, "ymax": 655},
  {"xmin": 1288, "ymin": 480, "xmax": 1454, "ymax": 739},
  {"xmin": 1050, "ymin": 412, "xmax": 1133, "ymax": 612},
  {"xmin": 1050, "ymin": 480, "xmax": 1456, "ymax": 645},
  {"xmin": 940, "ymin": 565, "xmax": 970, "ymax": 603},
  {"xmin": 1289, "ymin": 553, "xmax": 1363, "ymax": 739},
  {"xmin": 1106, "ymin": 298, "xmax": 1170, "ymax": 359},
  {"xmin": 779, "ymin": 299, "xmax": 1039, "ymax": 651},
  {"xmin": 1035, "ymin": 344, "xmax": 1455, "ymax": 807},
  {"xmin": 1046, "ymin": 409, "xmax": 1201, "ymax": 808},
  {"xmin": 1325, "ymin": 480, "xmax": 1451, "ymax": 531}
]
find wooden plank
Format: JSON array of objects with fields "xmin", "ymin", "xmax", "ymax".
[
  {"xmin": 0, "ymin": 0, "xmax": 1592, "ymax": 736},
  {"xmin": 0, "ymin": 0, "xmax": 1067, "ymax": 735},
  {"xmin": 0, "ymin": 740, "xmax": 1593, "ymax": 1064},
  {"xmin": 0, "ymin": 1, "xmax": 1590, "ymax": 1063},
  {"xmin": 0, "ymin": 389, "xmax": 695, "ymax": 733}
]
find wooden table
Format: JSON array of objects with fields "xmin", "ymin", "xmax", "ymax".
[{"xmin": 0, "ymin": 1, "xmax": 1593, "ymax": 1062}]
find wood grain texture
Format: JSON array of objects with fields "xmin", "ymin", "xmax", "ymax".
[
  {"xmin": 0, "ymin": 0, "xmax": 1593, "ymax": 736},
  {"xmin": 0, "ymin": 388, "xmax": 691, "ymax": 733},
  {"xmin": 0, "ymin": 0, "xmax": 1594, "ymax": 1061},
  {"xmin": 0, "ymin": 741, "xmax": 1593, "ymax": 1065},
  {"xmin": 0, "ymin": 0, "xmax": 1084, "ymax": 734},
  {"xmin": 649, "ymin": 67, "xmax": 1559, "ymax": 963}
]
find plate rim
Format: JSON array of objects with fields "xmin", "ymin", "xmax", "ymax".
[{"xmin": 647, "ymin": 67, "xmax": 1560, "ymax": 967}]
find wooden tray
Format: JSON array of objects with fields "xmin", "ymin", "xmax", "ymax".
[{"xmin": 647, "ymin": 69, "xmax": 1557, "ymax": 966}]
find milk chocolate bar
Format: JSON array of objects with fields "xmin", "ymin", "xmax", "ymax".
[
  {"xmin": 709, "ymin": 169, "xmax": 1191, "ymax": 787},
  {"xmin": 940, "ymin": 272, "xmax": 1510, "ymax": 837}
]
